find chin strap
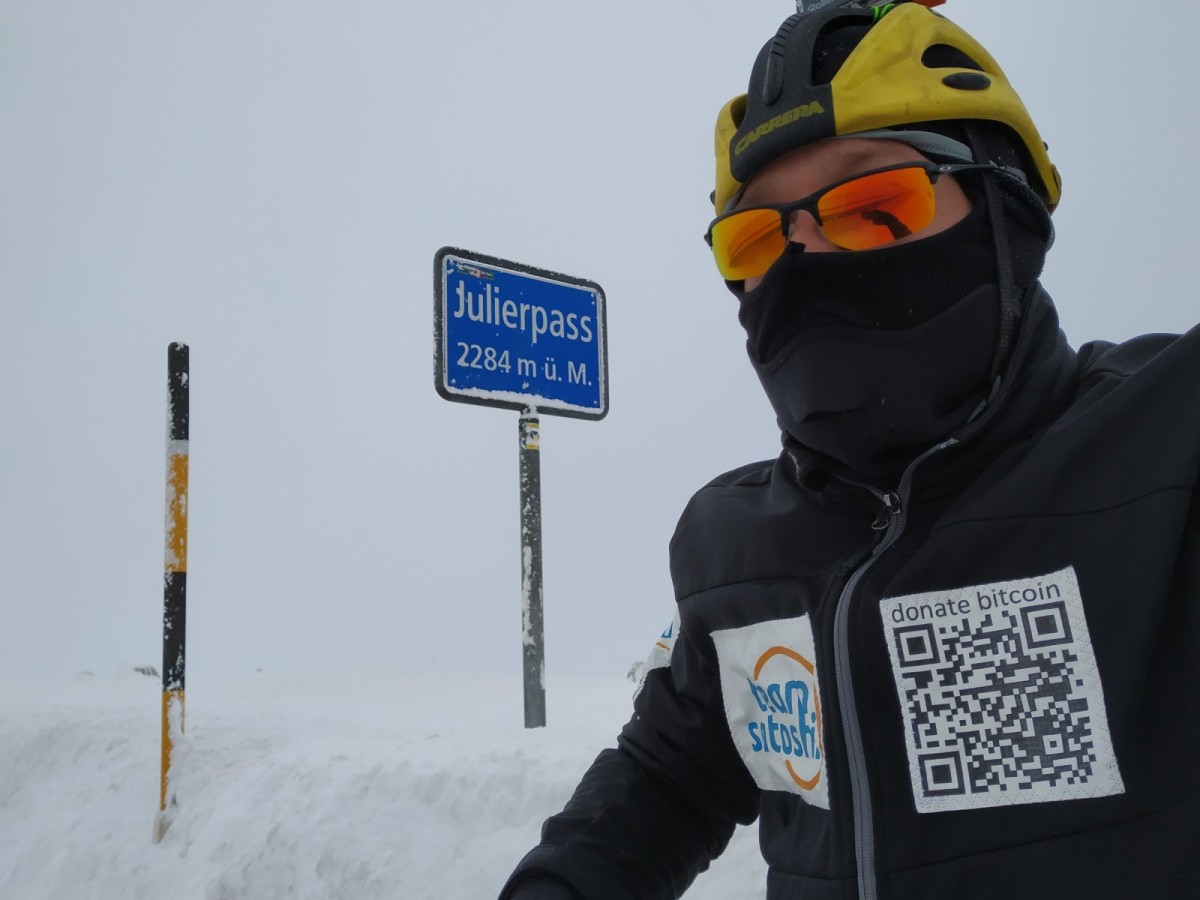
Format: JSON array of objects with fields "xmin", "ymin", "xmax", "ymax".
[{"xmin": 966, "ymin": 125, "xmax": 1020, "ymax": 382}]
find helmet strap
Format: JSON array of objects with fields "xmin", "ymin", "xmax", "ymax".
[{"xmin": 965, "ymin": 124, "xmax": 1020, "ymax": 381}]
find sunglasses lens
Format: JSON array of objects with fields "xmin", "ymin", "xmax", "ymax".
[
  {"xmin": 710, "ymin": 208, "xmax": 787, "ymax": 281},
  {"xmin": 817, "ymin": 166, "xmax": 936, "ymax": 250},
  {"xmin": 708, "ymin": 165, "xmax": 940, "ymax": 280}
]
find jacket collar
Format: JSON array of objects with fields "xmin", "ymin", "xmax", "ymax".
[{"xmin": 784, "ymin": 283, "xmax": 1078, "ymax": 500}]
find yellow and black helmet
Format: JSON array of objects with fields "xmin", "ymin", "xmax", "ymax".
[{"xmin": 713, "ymin": 1, "xmax": 1061, "ymax": 215}]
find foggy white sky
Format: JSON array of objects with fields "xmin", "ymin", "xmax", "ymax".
[{"xmin": 3, "ymin": 0, "xmax": 1198, "ymax": 684}]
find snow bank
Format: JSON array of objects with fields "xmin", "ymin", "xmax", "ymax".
[{"xmin": 0, "ymin": 669, "xmax": 765, "ymax": 898}]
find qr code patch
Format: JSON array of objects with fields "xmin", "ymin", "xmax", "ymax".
[{"xmin": 880, "ymin": 567, "xmax": 1124, "ymax": 813}]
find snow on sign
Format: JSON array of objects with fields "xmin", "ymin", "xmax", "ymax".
[{"xmin": 434, "ymin": 247, "xmax": 608, "ymax": 420}]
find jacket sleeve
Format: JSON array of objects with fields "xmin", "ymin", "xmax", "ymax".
[
  {"xmin": 498, "ymin": 624, "xmax": 761, "ymax": 900},
  {"xmin": 504, "ymin": 877, "xmax": 581, "ymax": 900}
]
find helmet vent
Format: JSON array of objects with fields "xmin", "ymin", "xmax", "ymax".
[
  {"xmin": 812, "ymin": 20, "xmax": 872, "ymax": 86},
  {"xmin": 943, "ymin": 72, "xmax": 991, "ymax": 91},
  {"xmin": 921, "ymin": 43, "xmax": 984, "ymax": 71}
]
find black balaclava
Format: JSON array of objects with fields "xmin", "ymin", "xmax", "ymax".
[{"xmin": 732, "ymin": 176, "xmax": 1048, "ymax": 481}]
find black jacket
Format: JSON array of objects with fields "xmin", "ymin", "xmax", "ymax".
[{"xmin": 502, "ymin": 288, "xmax": 1200, "ymax": 899}]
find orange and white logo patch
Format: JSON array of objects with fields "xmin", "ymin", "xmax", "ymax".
[{"xmin": 712, "ymin": 616, "xmax": 828, "ymax": 809}]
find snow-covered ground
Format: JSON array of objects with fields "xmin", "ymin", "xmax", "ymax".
[{"xmin": 0, "ymin": 667, "xmax": 765, "ymax": 899}]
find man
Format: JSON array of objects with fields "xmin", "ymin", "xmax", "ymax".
[{"xmin": 500, "ymin": 1, "xmax": 1200, "ymax": 897}]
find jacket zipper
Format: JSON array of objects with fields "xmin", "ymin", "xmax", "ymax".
[{"xmin": 832, "ymin": 442, "xmax": 952, "ymax": 900}]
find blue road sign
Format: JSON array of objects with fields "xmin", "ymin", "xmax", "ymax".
[{"xmin": 434, "ymin": 247, "xmax": 608, "ymax": 420}]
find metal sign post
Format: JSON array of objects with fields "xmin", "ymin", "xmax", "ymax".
[
  {"xmin": 434, "ymin": 247, "xmax": 608, "ymax": 727},
  {"xmin": 518, "ymin": 413, "xmax": 544, "ymax": 728}
]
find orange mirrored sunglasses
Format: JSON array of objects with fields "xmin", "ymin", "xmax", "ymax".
[{"xmin": 705, "ymin": 161, "xmax": 995, "ymax": 282}]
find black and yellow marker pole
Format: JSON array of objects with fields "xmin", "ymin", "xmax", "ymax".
[{"xmin": 153, "ymin": 342, "xmax": 189, "ymax": 844}]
